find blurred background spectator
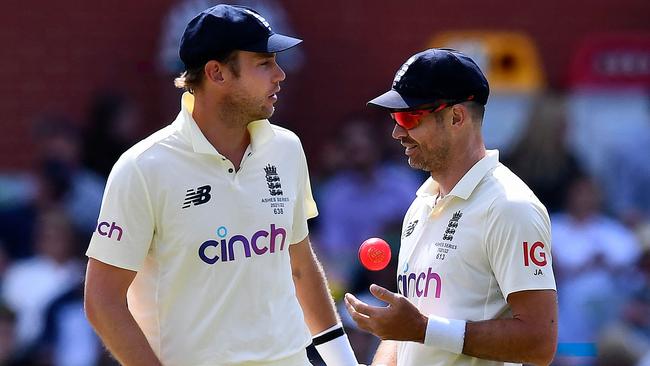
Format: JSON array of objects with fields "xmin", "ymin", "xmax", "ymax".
[
  {"xmin": 502, "ymin": 93, "xmax": 583, "ymax": 213},
  {"xmin": 0, "ymin": 116, "xmax": 104, "ymax": 263},
  {"xmin": 1, "ymin": 207, "xmax": 88, "ymax": 364},
  {"xmin": 33, "ymin": 117, "xmax": 105, "ymax": 236},
  {"xmin": 1, "ymin": 1, "xmax": 649, "ymax": 365},
  {"xmin": 551, "ymin": 174, "xmax": 641, "ymax": 366},
  {"xmin": 37, "ymin": 279, "xmax": 102, "ymax": 366},
  {"xmin": 82, "ymin": 91, "xmax": 142, "ymax": 179},
  {"xmin": 1, "ymin": 208, "xmax": 80, "ymax": 331}
]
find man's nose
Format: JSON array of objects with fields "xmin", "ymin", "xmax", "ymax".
[
  {"xmin": 392, "ymin": 123, "xmax": 407, "ymax": 139},
  {"xmin": 274, "ymin": 63, "xmax": 286, "ymax": 83}
]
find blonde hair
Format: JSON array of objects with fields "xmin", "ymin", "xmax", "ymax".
[
  {"xmin": 174, "ymin": 52, "xmax": 240, "ymax": 93},
  {"xmin": 174, "ymin": 67, "xmax": 204, "ymax": 93}
]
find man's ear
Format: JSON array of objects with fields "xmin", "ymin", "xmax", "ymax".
[
  {"xmin": 204, "ymin": 60, "xmax": 225, "ymax": 83},
  {"xmin": 451, "ymin": 105, "xmax": 465, "ymax": 126}
]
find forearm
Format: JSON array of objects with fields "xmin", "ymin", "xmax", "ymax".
[
  {"xmin": 292, "ymin": 250, "xmax": 339, "ymax": 332},
  {"xmin": 463, "ymin": 318, "xmax": 556, "ymax": 366},
  {"xmin": 372, "ymin": 340, "xmax": 397, "ymax": 366},
  {"xmin": 422, "ymin": 290, "xmax": 557, "ymax": 365},
  {"xmin": 290, "ymin": 239, "xmax": 358, "ymax": 365},
  {"xmin": 86, "ymin": 300, "xmax": 161, "ymax": 366}
]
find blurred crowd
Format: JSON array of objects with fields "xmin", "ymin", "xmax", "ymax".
[{"xmin": 0, "ymin": 92, "xmax": 141, "ymax": 366}]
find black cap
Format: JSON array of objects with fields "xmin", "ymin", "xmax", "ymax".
[
  {"xmin": 368, "ymin": 48, "xmax": 489, "ymax": 110},
  {"xmin": 179, "ymin": 4, "xmax": 302, "ymax": 69}
]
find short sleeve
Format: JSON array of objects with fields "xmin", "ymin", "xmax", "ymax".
[
  {"xmin": 291, "ymin": 144, "xmax": 318, "ymax": 244},
  {"xmin": 85, "ymin": 155, "xmax": 154, "ymax": 271},
  {"xmin": 485, "ymin": 198, "xmax": 556, "ymax": 299}
]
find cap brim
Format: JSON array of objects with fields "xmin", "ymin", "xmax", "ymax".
[
  {"xmin": 241, "ymin": 33, "xmax": 303, "ymax": 53},
  {"xmin": 367, "ymin": 90, "xmax": 434, "ymax": 110}
]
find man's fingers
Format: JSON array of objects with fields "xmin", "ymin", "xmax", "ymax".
[
  {"xmin": 345, "ymin": 293, "xmax": 383, "ymax": 317},
  {"xmin": 344, "ymin": 295, "xmax": 372, "ymax": 330},
  {"xmin": 344, "ymin": 293, "xmax": 369, "ymax": 315},
  {"xmin": 344, "ymin": 299, "xmax": 368, "ymax": 321},
  {"xmin": 369, "ymin": 284, "xmax": 398, "ymax": 304}
]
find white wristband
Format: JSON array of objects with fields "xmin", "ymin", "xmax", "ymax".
[
  {"xmin": 313, "ymin": 324, "xmax": 358, "ymax": 366},
  {"xmin": 423, "ymin": 315, "xmax": 466, "ymax": 354}
]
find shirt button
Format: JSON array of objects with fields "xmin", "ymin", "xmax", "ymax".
[{"xmin": 228, "ymin": 168, "xmax": 234, "ymax": 173}]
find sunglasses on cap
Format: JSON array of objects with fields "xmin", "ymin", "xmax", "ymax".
[{"xmin": 390, "ymin": 98, "xmax": 471, "ymax": 130}]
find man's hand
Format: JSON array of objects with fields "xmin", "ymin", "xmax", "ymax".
[{"xmin": 344, "ymin": 284, "xmax": 427, "ymax": 342}]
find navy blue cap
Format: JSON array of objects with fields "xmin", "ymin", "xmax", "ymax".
[
  {"xmin": 368, "ymin": 48, "xmax": 490, "ymax": 110},
  {"xmin": 179, "ymin": 4, "xmax": 302, "ymax": 69}
]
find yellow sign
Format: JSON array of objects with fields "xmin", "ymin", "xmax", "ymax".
[{"xmin": 429, "ymin": 31, "xmax": 545, "ymax": 92}]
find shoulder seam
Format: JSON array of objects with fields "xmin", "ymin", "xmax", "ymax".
[
  {"xmin": 129, "ymin": 158, "xmax": 156, "ymax": 224},
  {"xmin": 127, "ymin": 125, "xmax": 179, "ymax": 160}
]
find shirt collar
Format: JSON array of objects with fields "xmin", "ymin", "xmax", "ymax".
[
  {"xmin": 174, "ymin": 92, "xmax": 275, "ymax": 156},
  {"xmin": 416, "ymin": 150, "xmax": 500, "ymax": 200}
]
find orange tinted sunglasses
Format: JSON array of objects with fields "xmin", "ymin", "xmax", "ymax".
[{"xmin": 390, "ymin": 98, "xmax": 472, "ymax": 129}]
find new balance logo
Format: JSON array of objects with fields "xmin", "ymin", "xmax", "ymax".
[
  {"xmin": 183, "ymin": 185, "xmax": 212, "ymax": 208},
  {"xmin": 403, "ymin": 220, "xmax": 419, "ymax": 238}
]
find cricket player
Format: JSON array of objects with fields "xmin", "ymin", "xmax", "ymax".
[
  {"xmin": 345, "ymin": 48, "xmax": 558, "ymax": 366},
  {"xmin": 84, "ymin": 5, "xmax": 358, "ymax": 365}
]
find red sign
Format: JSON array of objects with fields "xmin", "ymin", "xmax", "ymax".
[{"xmin": 523, "ymin": 241, "xmax": 547, "ymax": 267}]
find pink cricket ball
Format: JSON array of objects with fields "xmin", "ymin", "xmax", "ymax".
[{"xmin": 358, "ymin": 237, "xmax": 391, "ymax": 271}]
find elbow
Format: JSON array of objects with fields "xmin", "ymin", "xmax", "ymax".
[
  {"xmin": 84, "ymin": 286, "xmax": 118, "ymax": 328},
  {"xmin": 527, "ymin": 330, "xmax": 558, "ymax": 366},
  {"xmin": 530, "ymin": 346, "xmax": 556, "ymax": 366},
  {"xmin": 83, "ymin": 288, "xmax": 101, "ymax": 327}
]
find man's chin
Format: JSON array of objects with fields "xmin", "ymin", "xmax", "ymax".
[
  {"xmin": 260, "ymin": 106, "xmax": 275, "ymax": 120},
  {"xmin": 407, "ymin": 158, "xmax": 420, "ymax": 170},
  {"xmin": 407, "ymin": 158, "xmax": 428, "ymax": 172},
  {"xmin": 250, "ymin": 109, "xmax": 273, "ymax": 122}
]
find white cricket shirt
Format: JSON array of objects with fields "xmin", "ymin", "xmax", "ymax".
[
  {"xmin": 86, "ymin": 93, "xmax": 317, "ymax": 366},
  {"xmin": 396, "ymin": 150, "xmax": 556, "ymax": 366}
]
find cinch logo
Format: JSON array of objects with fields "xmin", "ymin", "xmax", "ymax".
[
  {"xmin": 397, "ymin": 267, "xmax": 442, "ymax": 298},
  {"xmin": 523, "ymin": 241, "xmax": 547, "ymax": 266},
  {"xmin": 199, "ymin": 224, "xmax": 287, "ymax": 264},
  {"xmin": 96, "ymin": 221, "xmax": 123, "ymax": 241}
]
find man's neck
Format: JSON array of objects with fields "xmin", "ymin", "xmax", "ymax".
[
  {"xmin": 433, "ymin": 144, "xmax": 486, "ymax": 197},
  {"xmin": 192, "ymin": 95, "xmax": 251, "ymax": 170}
]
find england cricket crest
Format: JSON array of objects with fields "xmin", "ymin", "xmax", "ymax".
[
  {"xmin": 442, "ymin": 211, "xmax": 462, "ymax": 241},
  {"xmin": 264, "ymin": 164, "xmax": 283, "ymax": 196}
]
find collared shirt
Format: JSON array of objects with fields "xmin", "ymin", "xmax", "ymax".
[
  {"xmin": 396, "ymin": 150, "xmax": 556, "ymax": 366},
  {"xmin": 86, "ymin": 93, "xmax": 317, "ymax": 366}
]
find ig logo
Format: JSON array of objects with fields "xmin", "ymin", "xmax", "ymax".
[{"xmin": 523, "ymin": 241, "xmax": 547, "ymax": 266}]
